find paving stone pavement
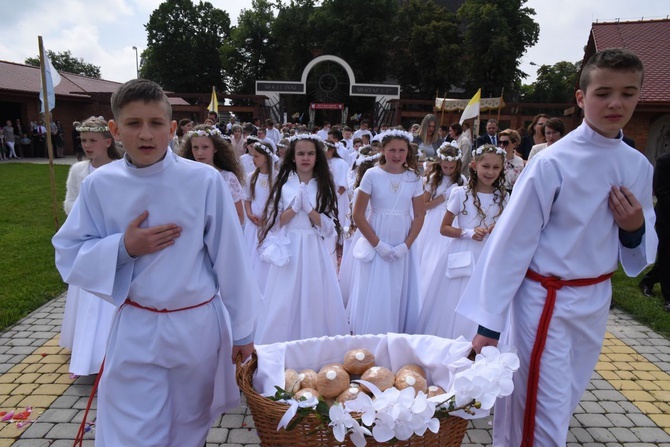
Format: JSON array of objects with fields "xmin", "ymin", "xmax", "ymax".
[{"xmin": 1, "ymin": 294, "xmax": 669, "ymax": 447}]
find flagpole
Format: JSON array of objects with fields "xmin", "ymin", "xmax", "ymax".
[{"xmin": 38, "ymin": 36, "xmax": 60, "ymax": 231}]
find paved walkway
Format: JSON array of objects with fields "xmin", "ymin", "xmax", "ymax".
[{"xmin": 1, "ymin": 294, "xmax": 669, "ymax": 447}]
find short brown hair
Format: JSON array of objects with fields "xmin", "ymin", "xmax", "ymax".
[
  {"xmin": 111, "ymin": 79, "xmax": 171, "ymax": 120},
  {"xmin": 579, "ymin": 48, "xmax": 644, "ymax": 92}
]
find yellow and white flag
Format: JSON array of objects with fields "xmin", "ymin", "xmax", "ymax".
[
  {"xmin": 207, "ymin": 86, "xmax": 218, "ymax": 113},
  {"xmin": 459, "ymin": 89, "xmax": 481, "ymax": 125}
]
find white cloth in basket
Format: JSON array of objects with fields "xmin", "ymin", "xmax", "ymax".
[{"xmin": 253, "ymin": 333, "xmax": 473, "ymax": 398}]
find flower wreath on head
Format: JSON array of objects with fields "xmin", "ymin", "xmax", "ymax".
[
  {"xmin": 322, "ymin": 139, "xmax": 337, "ymax": 151},
  {"xmin": 472, "ymin": 145, "xmax": 506, "ymax": 161},
  {"xmin": 354, "ymin": 152, "xmax": 382, "ymax": 167},
  {"xmin": 276, "ymin": 142, "xmax": 288, "ymax": 149},
  {"xmin": 378, "ymin": 129, "xmax": 414, "ymax": 143},
  {"xmin": 187, "ymin": 127, "xmax": 223, "ymax": 138},
  {"xmin": 289, "ymin": 133, "xmax": 323, "ymax": 144},
  {"xmin": 253, "ymin": 142, "xmax": 280, "ymax": 163},
  {"xmin": 76, "ymin": 117, "xmax": 109, "ymax": 133},
  {"xmin": 436, "ymin": 140, "xmax": 462, "ymax": 162}
]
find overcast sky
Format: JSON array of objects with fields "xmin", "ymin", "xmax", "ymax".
[{"xmin": 0, "ymin": 0, "xmax": 667, "ymax": 86}]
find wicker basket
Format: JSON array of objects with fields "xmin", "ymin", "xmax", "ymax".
[{"xmin": 236, "ymin": 352, "xmax": 468, "ymax": 447}]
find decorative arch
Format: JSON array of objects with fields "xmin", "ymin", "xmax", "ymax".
[{"xmin": 300, "ymin": 55, "xmax": 357, "ymax": 86}]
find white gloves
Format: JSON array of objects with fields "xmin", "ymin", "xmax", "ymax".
[
  {"xmin": 391, "ymin": 243, "xmax": 408, "ymax": 260},
  {"xmin": 460, "ymin": 229, "xmax": 476, "ymax": 239},
  {"xmin": 374, "ymin": 241, "xmax": 395, "ymax": 262},
  {"xmin": 301, "ymin": 184, "xmax": 314, "ymax": 214},
  {"xmin": 290, "ymin": 189, "xmax": 302, "ymax": 213}
]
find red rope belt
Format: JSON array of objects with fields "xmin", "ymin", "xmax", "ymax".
[
  {"xmin": 73, "ymin": 296, "xmax": 215, "ymax": 447},
  {"xmin": 520, "ymin": 268, "xmax": 613, "ymax": 447}
]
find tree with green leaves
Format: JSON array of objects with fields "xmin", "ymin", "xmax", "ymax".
[
  {"xmin": 270, "ymin": 0, "xmax": 318, "ymax": 81},
  {"xmin": 142, "ymin": 0, "xmax": 230, "ymax": 93},
  {"xmin": 392, "ymin": 0, "xmax": 462, "ymax": 97},
  {"xmin": 457, "ymin": 0, "xmax": 539, "ymax": 98},
  {"xmin": 221, "ymin": 0, "xmax": 278, "ymax": 94},
  {"xmin": 25, "ymin": 50, "xmax": 101, "ymax": 78},
  {"xmin": 309, "ymin": 0, "xmax": 398, "ymax": 83},
  {"xmin": 521, "ymin": 60, "xmax": 581, "ymax": 104}
]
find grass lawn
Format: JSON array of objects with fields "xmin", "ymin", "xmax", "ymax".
[
  {"xmin": 0, "ymin": 162, "xmax": 69, "ymax": 331},
  {"xmin": 0, "ymin": 162, "xmax": 668, "ymax": 340}
]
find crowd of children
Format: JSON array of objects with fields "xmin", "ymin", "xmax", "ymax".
[{"xmin": 53, "ymin": 47, "xmax": 658, "ymax": 447}]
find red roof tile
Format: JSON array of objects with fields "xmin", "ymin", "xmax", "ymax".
[{"xmin": 591, "ymin": 19, "xmax": 670, "ymax": 103}]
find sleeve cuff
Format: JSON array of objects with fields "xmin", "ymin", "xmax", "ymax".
[
  {"xmin": 477, "ymin": 325, "xmax": 501, "ymax": 340},
  {"xmin": 619, "ymin": 222, "xmax": 645, "ymax": 249},
  {"xmin": 233, "ymin": 332, "xmax": 255, "ymax": 346},
  {"xmin": 118, "ymin": 235, "xmax": 138, "ymax": 264}
]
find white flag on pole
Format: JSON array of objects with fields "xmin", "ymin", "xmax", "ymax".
[
  {"xmin": 459, "ymin": 88, "xmax": 481, "ymax": 125},
  {"xmin": 39, "ymin": 50, "xmax": 62, "ymax": 113}
]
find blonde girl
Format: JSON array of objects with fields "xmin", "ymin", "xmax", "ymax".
[
  {"xmin": 413, "ymin": 141, "xmax": 466, "ymax": 298},
  {"xmin": 60, "ymin": 116, "xmax": 121, "ymax": 376},
  {"xmin": 411, "ymin": 144, "xmax": 508, "ymax": 339},
  {"xmin": 347, "ymin": 130, "xmax": 425, "ymax": 335},
  {"xmin": 181, "ymin": 125, "xmax": 246, "ymax": 225}
]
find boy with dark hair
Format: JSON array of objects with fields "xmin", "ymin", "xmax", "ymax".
[
  {"xmin": 53, "ymin": 79, "xmax": 260, "ymax": 447},
  {"xmin": 457, "ymin": 48, "xmax": 657, "ymax": 446}
]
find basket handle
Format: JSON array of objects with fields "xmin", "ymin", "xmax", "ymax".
[{"xmin": 235, "ymin": 350, "xmax": 259, "ymax": 388}]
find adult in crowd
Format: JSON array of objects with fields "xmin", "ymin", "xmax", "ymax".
[
  {"xmin": 499, "ymin": 128, "xmax": 525, "ymax": 194},
  {"xmin": 528, "ymin": 118, "xmax": 565, "ymax": 161},
  {"xmin": 639, "ymin": 151, "xmax": 670, "ymax": 312},
  {"xmin": 476, "ymin": 119, "xmax": 499, "ymax": 147},
  {"xmin": 412, "ymin": 114, "xmax": 443, "ymax": 158},
  {"xmin": 2, "ymin": 120, "xmax": 18, "ymax": 159},
  {"xmin": 170, "ymin": 119, "xmax": 193, "ymax": 153},
  {"xmin": 448, "ymin": 122, "xmax": 473, "ymax": 176},
  {"xmin": 517, "ymin": 113, "xmax": 549, "ymax": 160},
  {"xmin": 33, "ymin": 120, "xmax": 47, "ymax": 157},
  {"xmin": 265, "ymin": 119, "xmax": 282, "ymax": 144}
]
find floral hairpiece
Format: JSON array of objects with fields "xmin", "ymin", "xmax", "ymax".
[
  {"xmin": 289, "ymin": 134, "xmax": 323, "ymax": 144},
  {"xmin": 436, "ymin": 140, "xmax": 462, "ymax": 162},
  {"xmin": 277, "ymin": 142, "xmax": 288, "ymax": 148},
  {"xmin": 76, "ymin": 125, "xmax": 109, "ymax": 133},
  {"xmin": 187, "ymin": 127, "xmax": 223, "ymax": 138},
  {"xmin": 379, "ymin": 129, "xmax": 414, "ymax": 143},
  {"xmin": 253, "ymin": 142, "xmax": 280, "ymax": 163},
  {"xmin": 322, "ymin": 140, "xmax": 337, "ymax": 150},
  {"xmin": 472, "ymin": 145, "xmax": 506, "ymax": 160},
  {"xmin": 355, "ymin": 152, "xmax": 382, "ymax": 166}
]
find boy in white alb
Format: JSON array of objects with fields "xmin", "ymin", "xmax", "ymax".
[
  {"xmin": 52, "ymin": 79, "xmax": 260, "ymax": 447},
  {"xmin": 456, "ymin": 48, "xmax": 657, "ymax": 446}
]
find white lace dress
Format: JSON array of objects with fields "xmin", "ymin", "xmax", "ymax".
[{"xmin": 243, "ymin": 172, "xmax": 273, "ymax": 291}]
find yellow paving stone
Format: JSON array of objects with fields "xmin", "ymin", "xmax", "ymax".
[
  {"xmin": 0, "ymin": 384, "xmax": 18, "ymax": 395},
  {"xmin": 34, "ymin": 374, "xmax": 58, "ymax": 384},
  {"xmin": 607, "ymin": 353, "xmax": 637, "ymax": 362},
  {"xmin": 12, "ymin": 384, "xmax": 39, "ymax": 395},
  {"xmin": 56, "ymin": 365, "xmax": 70, "ymax": 374},
  {"xmin": 0, "ymin": 396, "xmax": 24, "ymax": 409},
  {"xmin": 14, "ymin": 374, "xmax": 40, "ymax": 384},
  {"xmin": 636, "ymin": 380, "xmax": 661, "ymax": 390},
  {"xmin": 608, "ymin": 345, "xmax": 637, "ymax": 354},
  {"xmin": 54, "ymin": 375, "xmax": 76, "ymax": 385},
  {"xmin": 0, "ymin": 422, "xmax": 28, "ymax": 438},
  {"xmin": 649, "ymin": 413, "xmax": 670, "ymax": 428},
  {"xmin": 597, "ymin": 370, "xmax": 619, "ymax": 381},
  {"xmin": 22, "ymin": 364, "xmax": 41, "ymax": 374},
  {"xmin": 631, "ymin": 401, "xmax": 663, "ymax": 413},
  {"xmin": 40, "ymin": 354, "xmax": 71, "ymax": 365},
  {"xmin": 21, "ymin": 355, "xmax": 43, "ymax": 364},
  {"xmin": 33, "ymin": 384, "xmax": 70, "ymax": 395},
  {"xmin": 655, "ymin": 380, "xmax": 670, "ymax": 390},
  {"xmin": 37, "ymin": 363, "xmax": 61, "ymax": 374},
  {"xmin": 595, "ymin": 361, "xmax": 616, "ymax": 371},
  {"xmin": 608, "ymin": 380, "xmax": 642, "ymax": 391},
  {"xmin": 0, "ymin": 438, "xmax": 15, "ymax": 447},
  {"xmin": 598, "ymin": 353, "xmax": 611, "ymax": 361},
  {"xmin": 621, "ymin": 389, "xmax": 656, "ymax": 402},
  {"xmin": 614, "ymin": 370, "xmax": 637, "ymax": 380},
  {"xmin": 0, "ymin": 375, "xmax": 19, "ymax": 384},
  {"xmin": 651, "ymin": 389, "xmax": 670, "ymax": 402},
  {"xmin": 18, "ymin": 394, "xmax": 57, "ymax": 408},
  {"xmin": 599, "ymin": 346, "xmax": 612, "ymax": 354},
  {"xmin": 43, "ymin": 336, "xmax": 60, "ymax": 346},
  {"xmin": 7, "ymin": 364, "xmax": 27, "ymax": 374},
  {"xmin": 629, "ymin": 361, "xmax": 661, "ymax": 371},
  {"xmin": 650, "ymin": 370, "xmax": 670, "ymax": 380},
  {"xmin": 34, "ymin": 346, "xmax": 66, "ymax": 355},
  {"xmin": 611, "ymin": 361, "xmax": 634, "ymax": 371},
  {"xmin": 633, "ymin": 370, "xmax": 658, "ymax": 381},
  {"xmin": 658, "ymin": 402, "xmax": 670, "ymax": 413}
]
